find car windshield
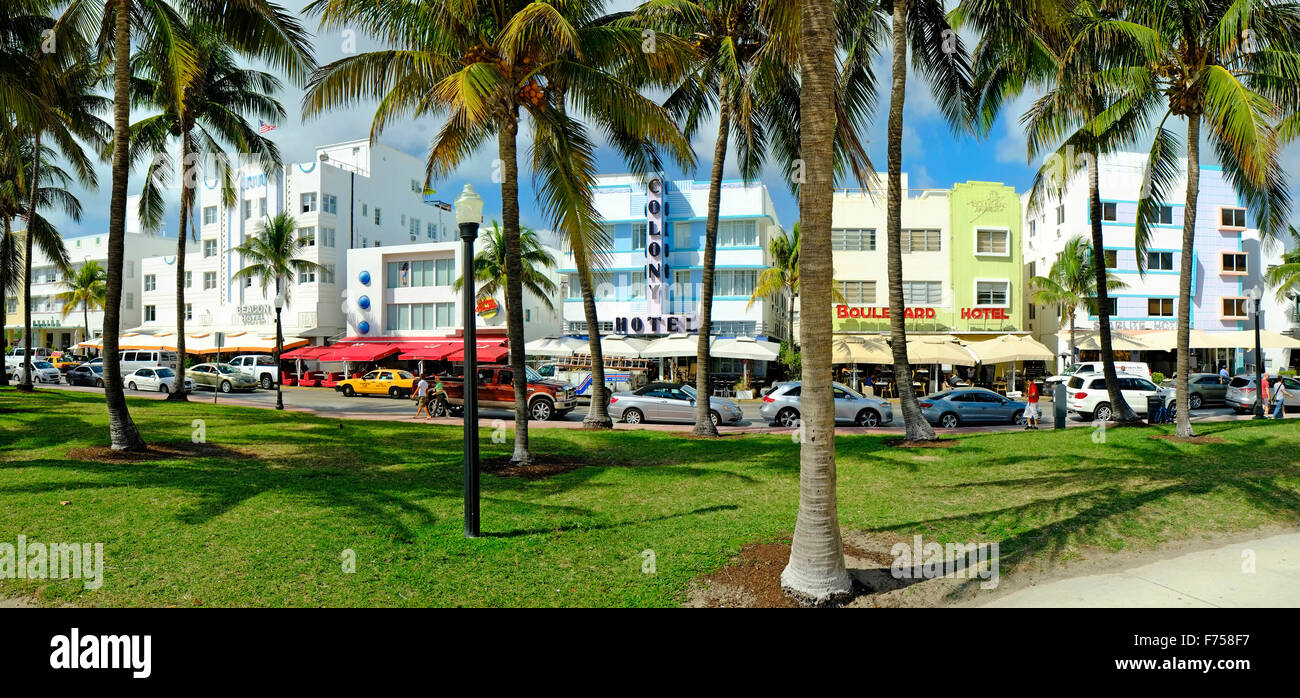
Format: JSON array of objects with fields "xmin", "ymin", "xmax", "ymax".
[
  {"xmin": 90, "ymin": 366, "xmax": 103, "ymax": 374},
  {"xmin": 156, "ymin": 368, "xmax": 174, "ymax": 377},
  {"xmin": 681, "ymin": 384, "xmax": 697, "ymax": 398},
  {"xmin": 214, "ymin": 365, "xmax": 238, "ymax": 374},
  {"xmin": 927, "ymin": 391, "xmax": 951, "ymax": 400},
  {"xmin": 33, "ymin": 361, "xmax": 53, "ymax": 369},
  {"xmin": 525, "ymin": 366, "xmax": 542, "ymax": 382},
  {"xmin": 834, "ymin": 383, "xmax": 864, "ymax": 399}
]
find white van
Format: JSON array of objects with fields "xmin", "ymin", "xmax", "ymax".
[
  {"xmin": 1046, "ymin": 361, "xmax": 1151, "ymax": 386},
  {"xmin": 119, "ymin": 350, "xmax": 180, "ymax": 374}
]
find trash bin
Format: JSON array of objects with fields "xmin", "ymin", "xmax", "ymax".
[{"xmin": 1147, "ymin": 395, "xmax": 1164, "ymax": 425}]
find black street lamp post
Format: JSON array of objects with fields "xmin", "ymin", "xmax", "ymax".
[
  {"xmin": 1248, "ymin": 285, "xmax": 1265, "ymax": 420},
  {"xmin": 274, "ymin": 286, "xmax": 285, "ymax": 411},
  {"xmin": 455, "ymin": 184, "xmax": 484, "ymax": 538}
]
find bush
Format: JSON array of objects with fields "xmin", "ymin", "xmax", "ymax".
[
  {"xmin": 1151, "ymin": 371, "xmax": 1165, "ymax": 384},
  {"xmin": 1281, "ymin": 369, "xmax": 1297, "ymax": 378},
  {"xmin": 779, "ymin": 341, "xmax": 801, "ymax": 380}
]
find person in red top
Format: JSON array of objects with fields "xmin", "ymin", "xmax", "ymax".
[{"xmin": 1024, "ymin": 380, "xmax": 1040, "ymax": 430}]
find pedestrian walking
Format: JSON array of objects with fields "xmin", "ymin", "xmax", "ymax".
[
  {"xmin": 413, "ymin": 374, "xmax": 432, "ymax": 419},
  {"xmin": 1024, "ymin": 380, "xmax": 1040, "ymax": 430},
  {"xmin": 1219, "ymin": 364, "xmax": 1230, "ymax": 383},
  {"xmin": 1261, "ymin": 373, "xmax": 1271, "ymax": 417},
  {"xmin": 1271, "ymin": 376, "xmax": 1289, "ymax": 419},
  {"xmin": 430, "ymin": 374, "xmax": 448, "ymax": 418}
]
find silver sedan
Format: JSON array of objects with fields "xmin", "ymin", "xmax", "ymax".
[
  {"xmin": 758, "ymin": 381, "xmax": 894, "ymax": 427},
  {"xmin": 609, "ymin": 382, "xmax": 744, "ymax": 426}
]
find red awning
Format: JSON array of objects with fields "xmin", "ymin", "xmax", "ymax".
[
  {"xmin": 319, "ymin": 343, "xmax": 401, "ymax": 362},
  {"xmin": 281, "ymin": 345, "xmax": 331, "ymax": 360},
  {"xmin": 397, "ymin": 341, "xmax": 461, "ymax": 361},
  {"xmin": 445, "ymin": 342, "xmax": 509, "ymax": 363}
]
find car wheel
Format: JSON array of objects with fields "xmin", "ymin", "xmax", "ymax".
[
  {"xmin": 1189, "ymin": 393, "xmax": 1203, "ymax": 410},
  {"xmin": 342, "ymin": 385, "xmax": 355, "ymax": 397},
  {"xmin": 220, "ymin": 380, "xmax": 232, "ymax": 393},
  {"xmin": 94, "ymin": 379, "xmax": 103, "ymax": 388},
  {"xmin": 128, "ymin": 382, "xmax": 137, "ymax": 391},
  {"xmin": 776, "ymin": 407, "xmax": 800, "ymax": 428},
  {"xmin": 530, "ymin": 399, "xmax": 554, "ymax": 421},
  {"xmin": 159, "ymin": 384, "xmax": 169, "ymax": 394},
  {"xmin": 855, "ymin": 409, "xmax": 881, "ymax": 428},
  {"xmin": 261, "ymin": 374, "xmax": 273, "ymax": 390},
  {"xmin": 389, "ymin": 387, "xmax": 402, "ymax": 399},
  {"xmin": 1011, "ymin": 410, "xmax": 1025, "ymax": 426},
  {"xmin": 709, "ymin": 410, "xmax": 721, "ymax": 427},
  {"xmin": 1094, "ymin": 403, "xmax": 1113, "ymax": 421},
  {"xmin": 623, "ymin": 408, "xmax": 644, "ymax": 425},
  {"xmin": 940, "ymin": 413, "xmax": 960, "ymax": 429}
]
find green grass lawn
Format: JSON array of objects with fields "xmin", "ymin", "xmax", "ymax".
[{"xmin": 2, "ymin": 387, "xmax": 1299, "ymax": 607}]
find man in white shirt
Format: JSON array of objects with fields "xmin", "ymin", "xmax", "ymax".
[{"xmin": 413, "ymin": 375, "xmax": 432, "ymax": 419}]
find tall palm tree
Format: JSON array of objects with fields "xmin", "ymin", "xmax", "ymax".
[
  {"xmin": 55, "ymin": 260, "xmax": 107, "ymax": 346},
  {"xmin": 1029, "ymin": 234, "xmax": 1126, "ymax": 361},
  {"xmin": 882, "ymin": 0, "xmax": 973, "ymax": 442},
  {"xmin": 130, "ymin": 18, "xmax": 285, "ymax": 401},
  {"xmin": 748, "ymin": 222, "xmax": 800, "ymax": 345},
  {"xmin": 305, "ymin": 0, "xmax": 689, "ymax": 461},
  {"xmin": 231, "ymin": 212, "xmax": 324, "ymax": 367},
  {"xmin": 964, "ymin": 0, "xmax": 1146, "ymax": 422},
  {"xmin": 780, "ymin": 0, "xmax": 854, "ymax": 606},
  {"xmin": 1084, "ymin": 0, "xmax": 1298, "ymax": 437},
  {"xmin": 61, "ymin": 0, "xmax": 314, "ymax": 449},
  {"xmin": 453, "ymin": 222, "xmax": 558, "ymax": 318},
  {"xmin": 636, "ymin": 0, "xmax": 876, "ymax": 437}
]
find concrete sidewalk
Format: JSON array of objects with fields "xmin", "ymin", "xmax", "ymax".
[{"xmin": 981, "ymin": 532, "xmax": 1300, "ymax": 607}]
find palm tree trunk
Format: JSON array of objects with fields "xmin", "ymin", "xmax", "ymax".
[
  {"xmin": 887, "ymin": 0, "xmax": 935, "ymax": 442},
  {"xmin": 780, "ymin": 0, "xmax": 853, "ymax": 606},
  {"xmin": 169, "ymin": 136, "xmax": 191, "ymax": 401},
  {"xmin": 1175, "ymin": 117, "xmax": 1199, "ymax": 438},
  {"xmin": 1088, "ymin": 145, "xmax": 1137, "ymax": 422},
  {"xmin": 693, "ymin": 76, "xmax": 729, "ymax": 437},
  {"xmin": 0, "ymin": 217, "xmax": 9, "ymax": 388},
  {"xmin": 574, "ymin": 247, "xmax": 612, "ymax": 428},
  {"xmin": 499, "ymin": 113, "xmax": 531, "ymax": 464},
  {"xmin": 1068, "ymin": 313, "xmax": 1076, "ymax": 369},
  {"xmin": 788, "ymin": 287, "xmax": 796, "ymax": 347},
  {"xmin": 19, "ymin": 131, "xmax": 41, "ymax": 392},
  {"xmin": 104, "ymin": 0, "xmax": 145, "ymax": 451}
]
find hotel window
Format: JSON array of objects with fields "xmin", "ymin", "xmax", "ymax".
[
  {"xmin": 1221, "ymin": 207, "xmax": 1246, "ymax": 228},
  {"xmin": 321, "ymin": 264, "xmax": 335, "ymax": 284},
  {"xmin": 1093, "ymin": 297, "xmax": 1117, "ymax": 316},
  {"xmin": 1221, "ymin": 252, "xmax": 1247, "ymax": 275},
  {"xmin": 144, "ymin": 305, "xmax": 155, "ymax": 322},
  {"xmin": 410, "ymin": 179, "xmax": 421, "ymax": 193},
  {"xmin": 1147, "ymin": 251, "xmax": 1174, "ymax": 271},
  {"xmin": 258, "ymin": 197, "xmax": 267, "ymax": 219},
  {"xmin": 426, "ymin": 222, "xmax": 436, "ymax": 240},
  {"xmin": 1056, "ymin": 204, "xmax": 1066, "ymax": 225},
  {"xmin": 840, "ymin": 280, "xmax": 877, "ymax": 304},
  {"xmin": 713, "ymin": 269, "xmax": 757, "ymax": 297},
  {"xmin": 1158, "ymin": 205, "xmax": 1174, "ymax": 224},
  {"xmin": 185, "ymin": 303, "xmax": 192, "ymax": 321},
  {"xmin": 298, "ymin": 226, "xmax": 316, "ymax": 246},
  {"xmin": 1148, "ymin": 298, "xmax": 1174, "ymax": 317},
  {"xmin": 436, "ymin": 303, "xmax": 455, "ymax": 327},
  {"xmin": 1101, "ymin": 202, "xmax": 1117, "ymax": 221},
  {"xmin": 245, "ymin": 277, "xmax": 253, "ymax": 288},
  {"xmin": 361, "ymin": 203, "xmax": 367, "ymax": 217},
  {"xmin": 388, "ymin": 261, "xmax": 411, "ymax": 288},
  {"xmin": 974, "ymin": 228, "xmax": 1008, "ymax": 255},
  {"xmin": 184, "ymin": 271, "xmax": 192, "ymax": 288},
  {"xmin": 203, "ymin": 272, "xmax": 217, "ymax": 290},
  {"xmin": 591, "ymin": 272, "xmax": 616, "ymax": 299},
  {"xmin": 323, "ymin": 194, "xmax": 337, "ymax": 215},
  {"xmin": 831, "ymin": 228, "xmax": 875, "ymax": 251},
  {"xmin": 629, "ymin": 271, "xmax": 647, "ymax": 299},
  {"xmin": 203, "ymin": 239, "xmax": 217, "ymax": 258},
  {"xmin": 717, "ymin": 220, "xmax": 759, "ymax": 247},
  {"xmin": 242, "ymin": 199, "xmax": 252, "ymax": 220},
  {"xmin": 1103, "ymin": 249, "xmax": 1118, "ymax": 268},
  {"xmin": 976, "ymin": 280, "xmax": 1010, "ymax": 307},
  {"xmin": 298, "ymin": 268, "xmax": 316, "ymax": 284},
  {"xmin": 902, "ymin": 228, "xmax": 942, "ymax": 253},
  {"xmin": 300, "ymin": 192, "xmax": 318, "ymax": 213},
  {"xmin": 373, "ymin": 207, "xmax": 382, "ymax": 225},
  {"xmin": 674, "ymin": 221, "xmax": 693, "ymax": 249},
  {"xmin": 203, "ymin": 206, "xmax": 218, "ymax": 225},
  {"xmin": 144, "ymin": 274, "xmax": 156, "ymax": 292},
  {"xmin": 1222, "ymin": 297, "xmax": 1248, "ymax": 319},
  {"xmin": 409, "ymin": 217, "xmax": 420, "ymax": 242},
  {"xmin": 124, "ymin": 293, "xmax": 134, "ymax": 310},
  {"xmin": 436, "ymin": 258, "xmax": 455, "ymax": 286},
  {"xmin": 321, "ymin": 227, "xmax": 336, "ymax": 247},
  {"xmin": 632, "ymin": 223, "xmax": 648, "ymax": 250},
  {"xmin": 1028, "ymin": 220, "xmax": 1036, "ymax": 237},
  {"xmin": 901, "ymin": 281, "xmax": 942, "ymax": 305}
]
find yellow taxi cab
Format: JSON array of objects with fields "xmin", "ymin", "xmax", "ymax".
[
  {"xmin": 336, "ymin": 369, "xmax": 415, "ymax": 398},
  {"xmin": 51, "ymin": 352, "xmax": 84, "ymax": 372}
]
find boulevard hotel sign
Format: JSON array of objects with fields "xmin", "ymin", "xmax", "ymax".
[
  {"xmin": 836, "ymin": 305, "xmax": 1011, "ymax": 320},
  {"xmin": 614, "ymin": 177, "xmax": 698, "ymax": 336}
]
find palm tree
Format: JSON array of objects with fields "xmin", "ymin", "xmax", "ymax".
[
  {"xmin": 55, "ymin": 260, "xmax": 107, "ymax": 346},
  {"xmin": 635, "ymin": 0, "xmax": 876, "ymax": 437},
  {"xmin": 130, "ymin": 18, "xmax": 285, "ymax": 401},
  {"xmin": 1083, "ymin": 0, "xmax": 1298, "ymax": 437},
  {"xmin": 882, "ymin": 0, "xmax": 973, "ymax": 442},
  {"xmin": 748, "ymin": 223, "xmax": 800, "ymax": 345},
  {"xmin": 1264, "ymin": 225, "xmax": 1300, "ymax": 302},
  {"xmin": 453, "ymin": 222, "xmax": 558, "ymax": 318},
  {"xmin": 60, "ymin": 0, "xmax": 314, "ymax": 449},
  {"xmin": 305, "ymin": 0, "xmax": 689, "ymax": 461},
  {"xmin": 231, "ymin": 212, "xmax": 324, "ymax": 370},
  {"xmin": 780, "ymin": 0, "xmax": 854, "ymax": 606},
  {"xmin": 963, "ymin": 0, "xmax": 1146, "ymax": 422},
  {"xmin": 1029, "ymin": 235, "xmax": 1126, "ymax": 361}
]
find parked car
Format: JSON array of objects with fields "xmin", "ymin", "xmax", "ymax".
[
  {"xmin": 125, "ymin": 367, "xmax": 194, "ymax": 394},
  {"xmin": 1046, "ymin": 361, "xmax": 1151, "ymax": 386},
  {"xmin": 119, "ymin": 350, "xmax": 180, "ymax": 374},
  {"xmin": 759, "ymin": 381, "xmax": 894, "ymax": 428},
  {"xmin": 919, "ymin": 388, "xmax": 1028, "ymax": 428},
  {"xmin": 1066, "ymin": 372, "xmax": 1169, "ymax": 420},
  {"xmin": 3, "ymin": 346, "xmax": 54, "ymax": 369},
  {"xmin": 51, "ymin": 353, "xmax": 86, "ymax": 373},
  {"xmin": 440, "ymin": 365, "xmax": 578, "ymax": 421},
  {"xmin": 1159, "ymin": 373, "xmax": 1230, "ymax": 409},
  {"xmin": 228, "ymin": 354, "xmax": 280, "ymax": 389},
  {"xmin": 336, "ymin": 369, "xmax": 417, "ymax": 399},
  {"xmin": 609, "ymin": 382, "xmax": 743, "ymax": 426},
  {"xmin": 9, "ymin": 360, "xmax": 62, "ymax": 384},
  {"xmin": 66, "ymin": 364, "xmax": 110, "ymax": 387},
  {"xmin": 189, "ymin": 363, "xmax": 260, "ymax": 393},
  {"xmin": 1225, "ymin": 374, "xmax": 1300, "ymax": 414}
]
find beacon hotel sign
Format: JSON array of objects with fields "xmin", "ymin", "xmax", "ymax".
[{"xmin": 614, "ymin": 177, "xmax": 698, "ymax": 336}]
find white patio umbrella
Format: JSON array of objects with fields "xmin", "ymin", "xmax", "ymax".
[
  {"xmin": 831, "ymin": 335, "xmax": 892, "ymax": 364},
  {"xmin": 524, "ymin": 336, "xmax": 588, "ymax": 357},
  {"xmin": 641, "ymin": 333, "xmax": 702, "ymax": 358},
  {"xmin": 712, "ymin": 337, "xmax": 781, "ymax": 389},
  {"xmin": 599, "ymin": 334, "xmax": 649, "ymax": 358},
  {"xmin": 965, "ymin": 335, "xmax": 1054, "ymax": 392}
]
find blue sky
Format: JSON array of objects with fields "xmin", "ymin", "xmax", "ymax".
[{"xmin": 56, "ymin": 0, "xmax": 1299, "ymax": 242}]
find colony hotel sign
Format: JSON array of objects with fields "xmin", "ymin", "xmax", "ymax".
[
  {"xmin": 836, "ymin": 305, "xmax": 1012, "ymax": 320},
  {"xmin": 615, "ymin": 177, "xmax": 697, "ymax": 335}
]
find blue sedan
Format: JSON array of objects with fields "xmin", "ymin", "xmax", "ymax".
[{"xmin": 919, "ymin": 388, "xmax": 1028, "ymax": 428}]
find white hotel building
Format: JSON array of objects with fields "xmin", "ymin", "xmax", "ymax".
[{"xmin": 138, "ymin": 139, "xmax": 461, "ymax": 343}]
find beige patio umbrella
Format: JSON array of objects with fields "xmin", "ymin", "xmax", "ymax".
[
  {"xmin": 907, "ymin": 335, "xmax": 978, "ymax": 366},
  {"xmin": 964, "ymin": 334, "xmax": 1055, "ymax": 364},
  {"xmin": 524, "ymin": 336, "xmax": 588, "ymax": 357},
  {"xmin": 1214, "ymin": 329, "xmax": 1300, "ymax": 349},
  {"xmin": 831, "ymin": 335, "xmax": 892, "ymax": 364},
  {"xmin": 598, "ymin": 334, "xmax": 649, "ymax": 358},
  {"xmin": 641, "ymin": 332, "xmax": 703, "ymax": 358},
  {"xmin": 1059, "ymin": 329, "xmax": 1152, "ymax": 352}
]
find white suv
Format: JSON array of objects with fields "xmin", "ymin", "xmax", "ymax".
[
  {"xmin": 228, "ymin": 354, "xmax": 279, "ymax": 389},
  {"xmin": 1066, "ymin": 372, "xmax": 1170, "ymax": 421},
  {"xmin": 1047, "ymin": 361, "xmax": 1151, "ymax": 386}
]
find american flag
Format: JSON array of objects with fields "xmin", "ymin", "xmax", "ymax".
[{"xmin": 258, "ymin": 120, "xmax": 277, "ymax": 134}]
